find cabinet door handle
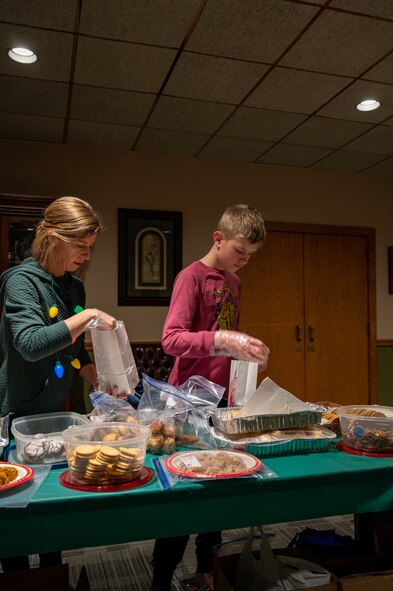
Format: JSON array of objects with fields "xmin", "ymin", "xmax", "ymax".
[
  {"xmin": 295, "ymin": 325, "xmax": 303, "ymax": 342},
  {"xmin": 308, "ymin": 325, "xmax": 315, "ymax": 342}
]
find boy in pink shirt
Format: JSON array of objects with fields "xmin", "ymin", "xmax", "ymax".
[{"xmin": 152, "ymin": 204, "xmax": 269, "ymax": 591}]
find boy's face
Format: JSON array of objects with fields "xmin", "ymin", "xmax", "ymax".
[{"xmin": 214, "ymin": 231, "xmax": 261, "ymax": 273}]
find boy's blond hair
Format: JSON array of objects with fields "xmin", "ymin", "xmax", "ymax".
[{"xmin": 217, "ymin": 204, "xmax": 266, "ymax": 244}]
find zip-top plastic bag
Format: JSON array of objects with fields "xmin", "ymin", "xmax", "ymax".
[
  {"xmin": 89, "ymin": 391, "xmax": 139, "ymax": 424},
  {"xmin": 90, "ymin": 320, "xmax": 139, "ymax": 397},
  {"xmin": 178, "ymin": 375, "xmax": 225, "ymax": 408}
]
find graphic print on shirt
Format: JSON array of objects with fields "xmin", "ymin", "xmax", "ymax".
[{"xmin": 213, "ymin": 285, "xmax": 238, "ymax": 330}]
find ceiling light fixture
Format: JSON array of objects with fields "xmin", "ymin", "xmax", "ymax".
[
  {"xmin": 8, "ymin": 47, "xmax": 37, "ymax": 64},
  {"xmin": 356, "ymin": 99, "xmax": 380, "ymax": 112}
]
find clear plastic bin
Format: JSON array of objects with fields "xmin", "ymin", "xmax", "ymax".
[
  {"xmin": 337, "ymin": 405, "xmax": 393, "ymax": 454},
  {"xmin": 11, "ymin": 411, "xmax": 91, "ymax": 464}
]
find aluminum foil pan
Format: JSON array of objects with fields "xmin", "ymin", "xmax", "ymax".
[
  {"xmin": 211, "ymin": 407, "xmax": 322, "ymax": 434},
  {"xmin": 211, "ymin": 426, "xmax": 335, "ymax": 457}
]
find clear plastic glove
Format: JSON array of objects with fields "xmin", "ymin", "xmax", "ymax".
[
  {"xmin": 86, "ymin": 309, "xmax": 117, "ymax": 331},
  {"xmin": 213, "ymin": 330, "xmax": 270, "ymax": 367}
]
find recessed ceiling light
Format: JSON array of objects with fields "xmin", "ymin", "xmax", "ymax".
[
  {"xmin": 356, "ymin": 99, "xmax": 380, "ymax": 112},
  {"xmin": 8, "ymin": 47, "xmax": 37, "ymax": 64}
]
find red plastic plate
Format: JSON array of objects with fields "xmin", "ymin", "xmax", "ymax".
[{"xmin": 59, "ymin": 466, "xmax": 153, "ymax": 492}]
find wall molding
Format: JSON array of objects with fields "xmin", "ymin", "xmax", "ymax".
[{"xmin": 377, "ymin": 339, "xmax": 393, "ymax": 347}]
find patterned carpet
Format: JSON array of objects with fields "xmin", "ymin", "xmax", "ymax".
[{"xmin": 30, "ymin": 515, "xmax": 354, "ymax": 591}]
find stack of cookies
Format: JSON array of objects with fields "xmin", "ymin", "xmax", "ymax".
[{"xmin": 68, "ymin": 443, "xmax": 144, "ymax": 485}]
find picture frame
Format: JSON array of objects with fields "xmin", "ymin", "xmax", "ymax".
[
  {"xmin": 118, "ymin": 208, "xmax": 182, "ymax": 306},
  {"xmin": 389, "ymin": 247, "xmax": 393, "ymax": 295}
]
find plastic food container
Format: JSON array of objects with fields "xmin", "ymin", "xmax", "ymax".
[
  {"xmin": 337, "ymin": 405, "xmax": 393, "ymax": 454},
  {"xmin": 62, "ymin": 422, "xmax": 151, "ymax": 485},
  {"xmin": 11, "ymin": 411, "xmax": 91, "ymax": 465}
]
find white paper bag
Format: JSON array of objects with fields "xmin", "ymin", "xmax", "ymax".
[
  {"xmin": 90, "ymin": 320, "xmax": 139, "ymax": 396},
  {"xmin": 228, "ymin": 360, "xmax": 258, "ymax": 407}
]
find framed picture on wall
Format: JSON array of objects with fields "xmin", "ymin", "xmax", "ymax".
[{"xmin": 118, "ymin": 208, "xmax": 182, "ymax": 306}]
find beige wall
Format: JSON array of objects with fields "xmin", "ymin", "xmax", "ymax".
[{"xmin": 1, "ymin": 138, "xmax": 392, "ymax": 340}]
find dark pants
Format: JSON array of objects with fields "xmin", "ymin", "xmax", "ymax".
[
  {"xmin": 152, "ymin": 531, "xmax": 222, "ymax": 591},
  {"xmin": 0, "ymin": 551, "xmax": 62, "ymax": 573}
]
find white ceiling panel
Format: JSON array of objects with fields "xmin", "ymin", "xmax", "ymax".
[
  {"xmin": 165, "ymin": 53, "xmax": 268, "ymax": 103},
  {"xmin": 0, "ymin": 2, "xmax": 392, "ymax": 175},
  {"xmin": 330, "ymin": 0, "xmax": 393, "ymax": 20},
  {"xmin": 284, "ymin": 116, "xmax": 374, "ymax": 148},
  {"xmin": 135, "ymin": 128, "xmax": 209, "ymax": 155},
  {"xmin": 245, "ymin": 68, "xmax": 352, "ymax": 113},
  {"xmin": 80, "ymin": 0, "xmax": 200, "ymax": 47},
  {"xmin": 199, "ymin": 136, "xmax": 274, "ymax": 162},
  {"xmin": 281, "ymin": 10, "xmax": 393, "ymax": 77},
  {"xmin": 0, "ymin": 23, "xmax": 73, "ymax": 81},
  {"xmin": 312, "ymin": 149, "xmax": 388, "ymax": 173},
  {"xmin": 74, "ymin": 37, "xmax": 177, "ymax": 92},
  {"xmin": 343, "ymin": 125, "xmax": 393, "ymax": 155},
  {"xmin": 67, "ymin": 121, "xmax": 140, "ymax": 149},
  {"xmin": 70, "ymin": 86, "xmax": 155, "ymax": 126},
  {"xmin": 0, "ymin": 75, "xmax": 68, "ymax": 117},
  {"xmin": 218, "ymin": 107, "xmax": 307, "ymax": 142},
  {"xmin": 0, "ymin": 0, "xmax": 77, "ymax": 30},
  {"xmin": 0, "ymin": 112, "xmax": 63, "ymax": 142},
  {"xmin": 258, "ymin": 143, "xmax": 331, "ymax": 167},
  {"xmin": 187, "ymin": 0, "xmax": 319, "ymax": 62},
  {"xmin": 148, "ymin": 96, "xmax": 234, "ymax": 134}
]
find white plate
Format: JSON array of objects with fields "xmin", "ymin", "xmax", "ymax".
[
  {"xmin": 0, "ymin": 462, "xmax": 34, "ymax": 492},
  {"xmin": 166, "ymin": 449, "xmax": 262, "ymax": 479}
]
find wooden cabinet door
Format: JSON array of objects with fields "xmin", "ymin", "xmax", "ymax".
[
  {"xmin": 238, "ymin": 231, "xmax": 305, "ymax": 397},
  {"xmin": 304, "ymin": 233, "xmax": 369, "ymax": 404}
]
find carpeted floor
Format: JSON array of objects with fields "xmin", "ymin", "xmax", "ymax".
[{"xmin": 28, "ymin": 514, "xmax": 354, "ymax": 590}]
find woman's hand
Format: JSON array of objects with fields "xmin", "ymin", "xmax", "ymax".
[{"xmin": 65, "ymin": 308, "xmax": 117, "ymax": 341}]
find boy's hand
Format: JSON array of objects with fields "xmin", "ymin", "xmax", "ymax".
[{"xmin": 213, "ymin": 330, "xmax": 270, "ymax": 366}]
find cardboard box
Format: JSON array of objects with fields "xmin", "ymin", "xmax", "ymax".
[
  {"xmin": 0, "ymin": 564, "xmax": 90, "ymax": 591},
  {"xmin": 214, "ymin": 550, "xmax": 337, "ymax": 591},
  {"xmin": 323, "ymin": 553, "xmax": 393, "ymax": 578},
  {"xmin": 338, "ymin": 570, "xmax": 393, "ymax": 591}
]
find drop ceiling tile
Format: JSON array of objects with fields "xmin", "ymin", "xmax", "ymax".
[
  {"xmin": 0, "ymin": 112, "xmax": 63, "ymax": 142},
  {"xmin": 67, "ymin": 120, "xmax": 139, "ymax": 149},
  {"xmin": 343, "ymin": 125, "xmax": 393, "ymax": 154},
  {"xmin": 199, "ymin": 136, "xmax": 274, "ymax": 162},
  {"xmin": 330, "ymin": 0, "xmax": 393, "ymax": 19},
  {"xmin": 148, "ymin": 96, "xmax": 234, "ymax": 134},
  {"xmin": 281, "ymin": 10, "xmax": 393, "ymax": 77},
  {"xmin": 383, "ymin": 116, "xmax": 393, "ymax": 126},
  {"xmin": 135, "ymin": 128, "xmax": 209, "ymax": 155},
  {"xmin": 363, "ymin": 53, "xmax": 393, "ymax": 85},
  {"xmin": 0, "ymin": 0, "xmax": 77, "ymax": 30},
  {"xmin": 0, "ymin": 75, "xmax": 68, "ymax": 117},
  {"xmin": 245, "ymin": 67, "xmax": 351, "ymax": 113},
  {"xmin": 187, "ymin": 0, "xmax": 319, "ymax": 62},
  {"xmin": 70, "ymin": 86, "xmax": 155, "ymax": 126},
  {"xmin": 312, "ymin": 149, "xmax": 388, "ymax": 172},
  {"xmin": 363, "ymin": 155, "xmax": 393, "ymax": 175},
  {"xmin": 284, "ymin": 116, "xmax": 373, "ymax": 148},
  {"xmin": 317, "ymin": 80, "xmax": 393, "ymax": 123},
  {"xmin": 258, "ymin": 144, "xmax": 331, "ymax": 167},
  {"xmin": 218, "ymin": 107, "xmax": 307, "ymax": 142},
  {"xmin": 0, "ymin": 24, "xmax": 73, "ymax": 82},
  {"xmin": 80, "ymin": 0, "xmax": 200, "ymax": 46},
  {"xmin": 74, "ymin": 37, "xmax": 176, "ymax": 92},
  {"xmin": 164, "ymin": 53, "xmax": 268, "ymax": 103}
]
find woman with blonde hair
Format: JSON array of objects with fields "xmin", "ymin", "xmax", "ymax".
[{"xmin": 0, "ymin": 196, "xmax": 116, "ymax": 417}]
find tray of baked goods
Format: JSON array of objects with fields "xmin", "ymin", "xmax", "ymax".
[{"xmin": 211, "ymin": 377, "xmax": 323, "ymax": 434}]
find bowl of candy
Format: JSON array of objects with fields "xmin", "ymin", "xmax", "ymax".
[
  {"xmin": 62, "ymin": 422, "xmax": 151, "ymax": 486},
  {"xmin": 337, "ymin": 405, "xmax": 393, "ymax": 455},
  {"xmin": 11, "ymin": 411, "xmax": 91, "ymax": 464}
]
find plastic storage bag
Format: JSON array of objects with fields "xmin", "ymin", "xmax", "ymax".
[{"xmin": 90, "ymin": 320, "xmax": 139, "ymax": 396}]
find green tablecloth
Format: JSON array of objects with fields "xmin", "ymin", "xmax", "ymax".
[{"xmin": 1, "ymin": 444, "xmax": 393, "ymax": 558}]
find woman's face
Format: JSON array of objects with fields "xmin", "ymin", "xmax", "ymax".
[{"xmin": 57, "ymin": 233, "xmax": 97, "ymax": 273}]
